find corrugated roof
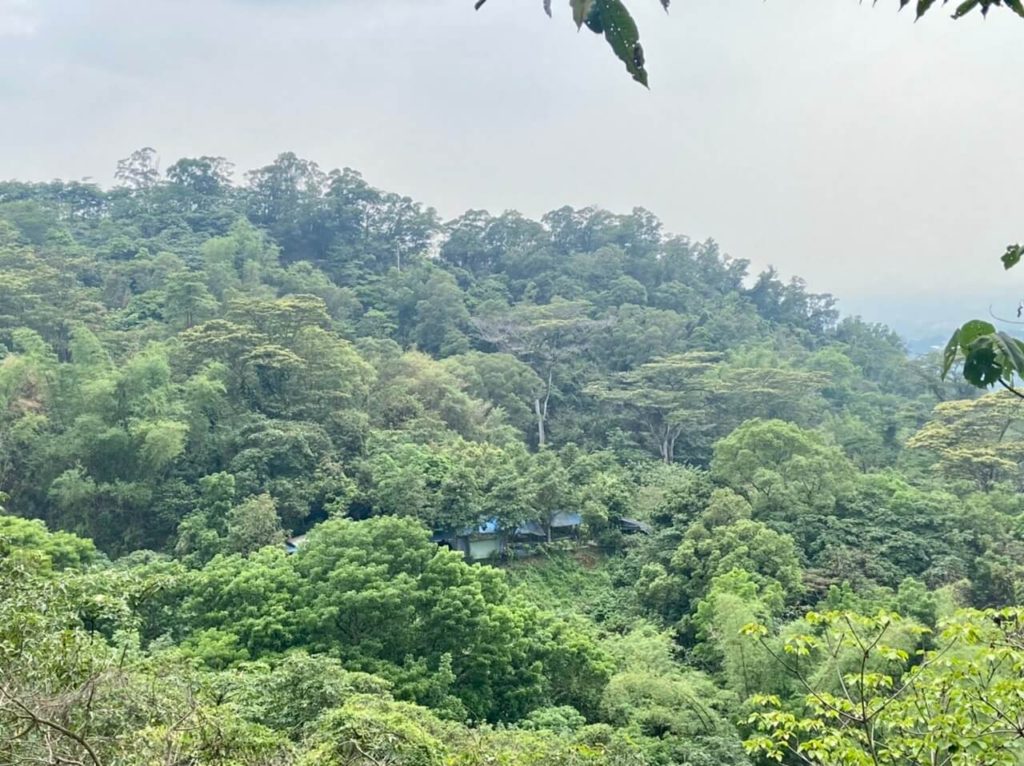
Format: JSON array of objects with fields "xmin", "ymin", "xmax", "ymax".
[
  {"xmin": 515, "ymin": 520, "xmax": 546, "ymax": 537},
  {"xmin": 619, "ymin": 517, "xmax": 652, "ymax": 534},
  {"xmin": 550, "ymin": 511, "xmax": 582, "ymax": 528}
]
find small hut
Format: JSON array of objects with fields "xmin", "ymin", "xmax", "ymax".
[
  {"xmin": 617, "ymin": 517, "xmax": 652, "ymax": 535},
  {"xmin": 548, "ymin": 511, "xmax": 582, "ymax": 540},
  {"xmin": 434, "ymin": 519, "xmax": 505, "ymax": 561}
]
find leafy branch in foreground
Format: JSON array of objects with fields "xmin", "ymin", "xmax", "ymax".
[
  {"xmin": 944, "ymin": 243, "xmax": 1024, "ymax": 397},
  {"xmin": 476, "ymin": 0, "xmax": 1024, "ymax": 87},
  {"xmin": 743, "ymin": 609, "xmax": 1024, "ymax": 766}
]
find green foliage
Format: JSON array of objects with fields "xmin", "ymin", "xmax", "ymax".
[
  {"xmin": 745, "ymin": 608, "xmax": 1024, "ymax": 766},
  {"xmin": 176, "ymin": 516, "xmax": 613, "ymax": 722},
  {"xmin": 907, "ymin": 392, "xmax": 1024, "ymax": 490},
  {"xmin": 226, "ymin": 493, "xmax": 286, "ymax": 554},
  {"xmin": 4, "ymin": 153, "xmax": 1024, "ymax": 766},
  {"xmin": 711, "ymin": 419, "xmax": 857, "ymax": 552},
  {"xmin": 638, "ymin": 514, "xmax": 802, "ymax": 622},
  {"xmin": 506, "ymin": 550, "xmax": 626, "ymax": 625},
  {"xmin": 586, "ymin": 352, "xmax": 719, "ymax": 463},
  {"xmin": 944, "ymin": 239, "xmax": 1024, "ymax": 396},
  {"xmin": 0, "ymin": 513, "xmax": 97, "ymax": 570},
  {"xmin": 299, "ymin": 695, "xmax": 451, "ymax": 766}
]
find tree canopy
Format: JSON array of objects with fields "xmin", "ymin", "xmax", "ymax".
[{"xmin": 2, "ymin": 151, "xmax": 1024, "ymax": 764}]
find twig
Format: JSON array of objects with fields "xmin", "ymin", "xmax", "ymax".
[{"xmin": 998, "ymin": 379, "xmax": 1024, "ymax": 400}]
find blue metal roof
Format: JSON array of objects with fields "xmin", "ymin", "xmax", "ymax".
[
  {"xmin": 455, "ymin": 518, "xmax": 500, "ymax": 537},
  {"xmin": 477, "ymin": 519, "xmax": 500, "ymax": 535}
]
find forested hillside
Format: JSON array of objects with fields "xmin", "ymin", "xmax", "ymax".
[{"xmin": 4, "ymin": 150, "xmax": 1024, "ymax": 765}]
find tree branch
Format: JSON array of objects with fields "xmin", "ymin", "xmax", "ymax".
[
  {"xmin": 998, "ymin": 378, "xmax": 1024, "ymax": 400},
  {"xmin": 0, "ymin": 687, "xmax": 103, "ymax": 766}
]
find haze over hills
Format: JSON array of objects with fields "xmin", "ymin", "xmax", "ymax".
[{"xmin": 843, "ymin": 287, "xmax": 1024, "ymax": 355}]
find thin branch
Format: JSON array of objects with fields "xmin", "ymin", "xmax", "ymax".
[
  {"xmin": 998, "ymin": 378, "xmax": 1024, "ymax": 400},
  {"xmin": 0, "ymin": 687, "xmax": 103, "ymax": 766},
  {"xmin": 987, "ymin": 304, "xmax": 1024, "ymax": 326},
  {"xmin": 756, "ymin": 637, "xmax": 862, "ymax": 724}
]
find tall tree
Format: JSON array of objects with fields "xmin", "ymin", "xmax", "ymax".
[
  {"xmin": 907, "ymin": 391, "xmax": 1024, "ymax": 491},
  {"xmin": 586, "ymin": 352, "xmax": 719, "ymax": 463},
  {"xmin": 474, "ymin": 299, "xmax": 606, "ymax": 447}
]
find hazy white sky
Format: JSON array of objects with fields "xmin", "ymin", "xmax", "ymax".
[{"xmin": 0, "ymin": 0, "xmax": 1021, "ymax": 329}]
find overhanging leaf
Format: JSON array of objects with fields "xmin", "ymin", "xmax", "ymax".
[
  {"xmin": 958, "ymin": 319, "xmax": 997, "ymax": 350},
  {"xmin": 994, "ymin": 332, "xmax": 1024, "ymax": 379},
  {"xmin": 587, "ymin": 0, "xmax": 648, "ymax": 87},
  {"xmin": 962, "ymin": 343, "xmax": 1003, "ymax": 387},
  {"xmin": 942, "ymin": 330, "xmax": 960, "ymax": 379},
  {"xmin": 952, "ymin": 0, "xmax": 981, "ymax": 18},
  {"xmin": 485, "ymin": 0, "xmax": 1024, "ymax": 88},
  {"xmin": 571, "ymin": 0, "xmax": 595, "ymax": 28},
  {"xmin": 1001, "ymin": 243, "xmax": 1023, "ymax": 270}
]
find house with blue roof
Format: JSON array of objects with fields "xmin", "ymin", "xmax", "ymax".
[
  {"xmin": 432, "ymin": 519, "xmax": 505, "ymax": 561},
  {"xmin": 432, "ymin": 511, "xmax": 586, "ymax": 561}
]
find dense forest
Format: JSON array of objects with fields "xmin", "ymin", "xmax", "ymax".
[{"xmin": 4, "ymin": 149, "xmax": 1024, "ymax": 766}]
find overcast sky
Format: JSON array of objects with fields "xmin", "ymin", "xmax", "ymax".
[{"xmin": 1, "ymin": 0, "xmax": 1021, "ymax": 333}]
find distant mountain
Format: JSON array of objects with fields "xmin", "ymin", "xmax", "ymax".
[{"xmin": 841, "ymin": 287, "xmax": 1024, "ymax": 356}]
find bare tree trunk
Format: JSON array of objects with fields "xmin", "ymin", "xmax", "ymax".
[
  {"xmin": 535, "ymin": 397, "xmax": 546, "ymax": 447},
  {"xmin": 657, "ymin": 423, "xmax": 676, "ymax": 464},
  {"xmin": 535, "ymin": 368, "xmax": 553, "ymax": 448}
]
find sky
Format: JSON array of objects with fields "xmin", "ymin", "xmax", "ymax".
[{"xmin": 0, "ymin": 0, "xmax": 1021, "ymax": 339}]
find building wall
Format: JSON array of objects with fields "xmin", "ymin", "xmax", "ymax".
[{"xmin": 467, "ymin": 537, "xmax": 502, "ymax": 561}]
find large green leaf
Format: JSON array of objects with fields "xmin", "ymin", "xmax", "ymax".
[
  {"xmin": 950, "ymin": 320, "xmax": 1002, "ymax": 389},
  {"xmin": 957, "ymin": 319, "xmax": 996, "ymax": 350},
  {"xmin": 962, "ymin": 343, "xmax": 1003, "ymax": 387},
  {"xmin": 586, "ymin": 0, "xmax": 648, "ymax": 87},
  {"xmin": 916, "ymin": 0, "xmax": 939, "ymax": 18}
]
